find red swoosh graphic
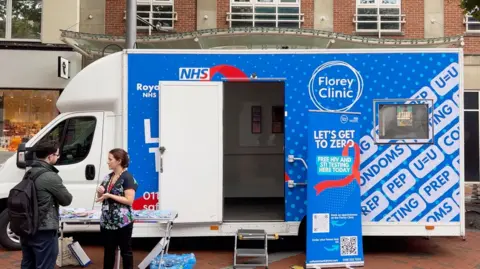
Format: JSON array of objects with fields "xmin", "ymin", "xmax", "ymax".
[
  {"xmin": 313, "ymin": 142, "xmax": 361, "ymax": 195},
  {"xmin": 209, "ymin": 65, "xmax": 248, "ymax": 80}
]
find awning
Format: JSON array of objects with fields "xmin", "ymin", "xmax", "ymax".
[{"xmin": 60, "ymin": 27, "xmax": 464, "ymax": 60}]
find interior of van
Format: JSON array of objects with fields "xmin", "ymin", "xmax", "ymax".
[{"xmin": 222, "ymin": 81, "xmax": 285, "ymax": 222}]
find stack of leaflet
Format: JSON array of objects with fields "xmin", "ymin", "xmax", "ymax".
[
  {"xmin": 59, "ymin": 208, "xmax": 101, "ymax": 220},
  {"xmin": 149, "ymin": 253, "xmax": 196, "ymax": 269},
  {"xmin": 133, "ymin": 210, "xmax": 176, "ymax": 220}
]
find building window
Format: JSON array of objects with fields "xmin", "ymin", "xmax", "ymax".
[
  {"xmin": 228, "ymin": 0, "xmax": 303, "ymax": 28},
  {"xmin": 465, "ymin": 15, "xmax": 480, "ymax": 33},
  {"xmin": 0, "ymin": 0, "xmax": 42, "ymax": 40},
  {"xmin": 355, "ymin": 0, "xmax": 404, "ymax": 34},
  {"xmin": 465, "ymin": 91, "xmax": 480, "ymax": 182},
  {"xmin": 137, "ymin": 0, "xmax": 176, "ymax": 35},
  {"xmin": 0, "ymin": 89, "xmax": 60, "ymax": 152}
]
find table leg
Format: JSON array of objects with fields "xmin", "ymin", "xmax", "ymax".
[
  {"xmin": 138, "ymin": 237, "xmax": 167, "ymax": 269},
  {"xmin": 116, "ymin": 247, "xmax": 121, "ymax": 269},
  {"xmin": 60, "ymin": 222, "xmax": 64, "ymax": 267}
]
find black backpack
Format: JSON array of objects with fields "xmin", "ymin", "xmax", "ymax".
[{"xmin": 7, "ymin": 169, "xmax": 47, "ymax": 238}]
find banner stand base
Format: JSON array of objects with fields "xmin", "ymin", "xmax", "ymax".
[{"xmin": 305, "ymin": 261, "xmax": 364, "ymax": 269}]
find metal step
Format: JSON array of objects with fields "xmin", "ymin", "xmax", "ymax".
[
  {"xmin": 233, "ymin": 264, "xmax": 268, "ymax": 268},
  {"xmin": 234, "ymin": 229, "xmax": 269, "ymax": 268},
  {"xmin": 236, "ymin": 248, "xmax": 267, "ymax": 257}
]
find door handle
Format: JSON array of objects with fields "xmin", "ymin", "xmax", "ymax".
[
  {"xmin": 159, "ymin": 146, "xmax": 166, "ymax": 173},
  {"xmin": 85, "ymin": 164, "xmax": 95, "ymax": 180}
]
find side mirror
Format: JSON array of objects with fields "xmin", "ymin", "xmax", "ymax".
[
  {"xmin": 16, "ymin": 143, "xmax": 34, "ymax": 169},
  {"xmin": 16, "ymin": 143, "xmax": 27, "ymax": 169}
]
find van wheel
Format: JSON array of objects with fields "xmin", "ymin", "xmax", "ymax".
[{"xmin": 0, "ymin": 210, "xmax": 21, "ymax": 250}]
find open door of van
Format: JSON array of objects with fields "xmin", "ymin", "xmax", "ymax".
[{"xmin": 158, "ymin": 81, "xmax": 223, "ymax": 223}]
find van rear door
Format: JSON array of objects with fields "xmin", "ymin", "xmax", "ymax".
[{"xmin": 158, "ymin": 81, "xmax": 223, "ymax": 223}]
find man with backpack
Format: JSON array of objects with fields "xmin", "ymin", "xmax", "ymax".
[{"xmin": 8, "ymin": 140, "xmax": 73, "ymax": 269}]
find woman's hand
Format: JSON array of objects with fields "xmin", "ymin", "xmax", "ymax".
[
  {"xmin": 97, "ymin": 185, "xmax": 105, "ymax": 194},
  {"xmin": 96, "ymin": 193, "xmax": 111, "ymax": 203}
]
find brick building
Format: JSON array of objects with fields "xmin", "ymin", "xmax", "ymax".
[{"xmin": 97, "ymin": 0, "xmax": 478, "ymax": 54}]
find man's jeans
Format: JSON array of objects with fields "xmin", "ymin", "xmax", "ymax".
[{"xmin": 20, "ymin": 230, "xmax": 58, "ymax": 269}]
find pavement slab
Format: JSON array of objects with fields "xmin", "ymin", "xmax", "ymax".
[{"xmin": 0, "ymin": 230, "xmax": 479, "ymax": 269}]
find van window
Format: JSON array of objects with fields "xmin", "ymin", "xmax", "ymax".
[
  {"xmin": 374, "ymin": 100, "xmax": 434, "ymax": 144},
  {"xmin": 37, "ymin": 121, "xmax": 66, "ymax": 145},
  {"xmin": 378, "ymin": 104, "xmax": 429, "ymax": 140},
  {"xmin": 57, "ymin": 117, "xmax": 97, "ymax": 165}
]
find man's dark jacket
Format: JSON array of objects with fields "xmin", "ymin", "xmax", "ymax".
[{"xmin": 29, "ymin": 160, "xmax": 72, "ymax": 231}]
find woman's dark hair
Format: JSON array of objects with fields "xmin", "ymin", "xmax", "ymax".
[{"xmin": 109, "ymin": 148, "xmax": 129, "ymax": 168}]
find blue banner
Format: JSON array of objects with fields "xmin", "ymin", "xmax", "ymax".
[{"xmin": 306, "ymin": 111, "xmax": 364, "ymax": 267}]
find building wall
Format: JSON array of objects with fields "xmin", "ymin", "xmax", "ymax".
[
  {"xmin": 402, "ymin": 0, "xmax": 425, "ymax": 38},
  {"xmin": 41, "ymin": 0, "xmax": 80, "ymax": 44},
  {"xmin": 0, "ymin": 50, "xmax": 81, "ymax": 89},
  {"xmin": 100, "ymin": 0, "xmax": 479, "ymax": 54},
  {"xmin": 79, "ymin": 0, "xmax": 106, "ymax": 34},
  {"xmin": 444, "ymin": 0, "xmax": 480, "ymax": 55}
]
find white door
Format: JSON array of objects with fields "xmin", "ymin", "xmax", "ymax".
[
  {"xmin": 28, "ymin": 112, "xmax": 105, "ymax": 209},
  {"xmin": 159, "ymin": 81, "xmax": 223, "ymax": 223}
]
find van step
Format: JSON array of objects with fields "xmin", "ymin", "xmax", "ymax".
[
  {"xmin": 233, "ymin": 229, "xmax": 270, "ymax": 268},
  {"xmin": 237, "ymin": 229, "xmax": 279, "ymax": 240},
  {"xmin": 236, "ymin": 248, "xmax": 267, "ymax": 257}
]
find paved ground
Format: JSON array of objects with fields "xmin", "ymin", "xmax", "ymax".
[
  {"xmin": 1, "ymin": 230, "xmax": 480, "ymax": 269},
  {"xmin": 0, "ymin": 152, "xmax": 14, "ymax": 164}
]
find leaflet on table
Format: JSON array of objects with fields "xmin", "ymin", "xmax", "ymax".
[
  {"xmin": 306, "ymin": 111, "xmax": 364, "ymax": 267},
  {"xmin": 59, "ymin": 208, "xmax": 177, "ymax": 220}
]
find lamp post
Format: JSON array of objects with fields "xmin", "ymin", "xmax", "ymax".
[{"xmin": 125, "ymin": 0, "xmax": 137, "ymax": 49}]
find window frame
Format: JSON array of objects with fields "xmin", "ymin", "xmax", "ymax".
[
  {"xmin": 228, "ymin": 0, "xmax": 304, "ymax": 28},
  {"xmin": 136, "ymin": 0, "xmax": 176, "ymax": 35},
  {"xmin": 465, "ymin": 14, "xmax": 480, "ymax": 33},
  {"xmin": 354, "ymin": 0, "xmax": 404, "ymax": 34},
  {"xmin": 373, "ymin": 99, "xmax": 434, "ymax": 145},
  {"xmin": 36, "ymin": 116, "xmax": 97, "ymax": 166},
  {"xmin": 0, "ymin": 0, "xmax": 42, "ymax": 41}
]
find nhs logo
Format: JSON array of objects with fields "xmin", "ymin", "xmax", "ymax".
[{"xmin": 179, "ymin": 68, "xmax": 210, "ymax": 81}]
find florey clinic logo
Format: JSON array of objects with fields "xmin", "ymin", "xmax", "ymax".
[{"xmin": 308, "ymin": 61, "xmax": 364, "ymax": 112}]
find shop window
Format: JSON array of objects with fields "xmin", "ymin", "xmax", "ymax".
[
  {"xmin": 0, "ymin": 90, "xmax": 59, "ymax": 152},
  {"xmin": 465, "ymin": 91, "xmax": 480, "ymax": 182},
  {"xmin": 355, "ymin": 0, "xmax": 404, "ymax": 34},
  {"xmin": 374, "ymin": 100, "xmax": 433, "ymax": 144},
  {"xmin": 228, "ymin": 0, "xmax": 303, "ymax": 28},
  {"xmin": 137, "ymin": 0, "xmax": 176, "ymax": 35},
  {"xmin": 0, "ymin": 0, "xmax": 42, "ymax": 40}
]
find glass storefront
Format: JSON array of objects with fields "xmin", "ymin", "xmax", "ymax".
[{"xmin": 0, "ymin": 89, "xmax": 60, "ymax": 151}]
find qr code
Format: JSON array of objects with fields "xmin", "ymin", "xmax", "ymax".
[{"xmin": 340, "ymin": 236, "xmax": 358, "ymax": 256}]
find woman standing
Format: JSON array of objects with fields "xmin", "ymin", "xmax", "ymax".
[{"xmin": 96, "ymin": 148, "xmax": 138, "ymax": 269}]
